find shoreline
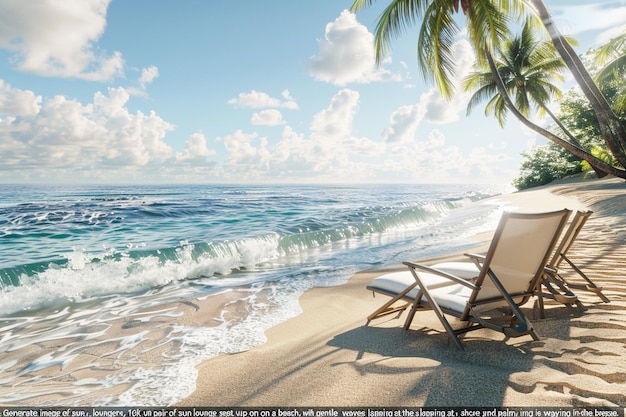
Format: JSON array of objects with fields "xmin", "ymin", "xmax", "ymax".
[{"xmin": 178, "ymin": 175, "xmax": 626, "ymax": 407}]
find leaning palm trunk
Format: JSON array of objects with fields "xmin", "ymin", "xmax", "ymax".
[
  {"xmin": 543, "ymin": 106, "xmax": 609, "ymax": 178},
  {"xmin": 485, "ymin": 51, "xmax": 626, "ymax": 179},
  {"xmin": 528, "ymin": 0, "xmax": 626, "ymax": 169},
  {"xmin": 539, "ymin": 105, "xmax": 609, "ymax": 177},
  {"xmin": 540, "ymin": 106, "xmax": 581, "ymax": 147}
]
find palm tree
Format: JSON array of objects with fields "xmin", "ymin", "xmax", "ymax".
[
  {"xmin": 350, "ymin": 0, "xmax": 626, "ymax": 179},
  {"xmin": 464, "ymin": 21, "xmax": 566, "ymax": 128},
  {"xmin": 482, "ymin": 49, "xmax": 625, "ymax": 177},
  {"xmin": 528, "ymin": 0, "xmax": 626, "ymax": 170},
  {"xmin": 594, "ymin": 30, "xmax": 626, "ymax": 116},
  {"xmin": 463, "ymin": 20, "xmax": 616, "ymax": 176}
]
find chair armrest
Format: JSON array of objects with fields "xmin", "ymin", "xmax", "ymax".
[
  {"xmin": 403, "ymin": 261, "xmax": 480, "ymax": 290},
  {"xmin": 464, "ymin": 253, "xmax": 486, "ymax": 270}
]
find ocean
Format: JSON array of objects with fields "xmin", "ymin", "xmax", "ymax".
[{"xmin": 0, "ymin": 183, "xmax": 513, "ymax": 406}]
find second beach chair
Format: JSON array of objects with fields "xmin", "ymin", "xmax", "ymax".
[{"xmin": 542, "ymin": 210, "xmax": 610, "ymax": 305}]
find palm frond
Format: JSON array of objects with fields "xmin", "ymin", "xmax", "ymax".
[
  {"xmin": 466, "ymin": 83, "xmax": 499, "ymax": 116},
  {"xmin": 350, "ymin": 0, "xmax": 377, "ymax": 13},
  {"xmin": 594, "ymin": 30, "xmax": 626, "ymax": 65},
  {"xmin": 492, "ymin": 94, "xmax": 509, "ymax": 127},
  {"xmin": 462, "ymin": 70, "xmax": 493, "ymax": 91},
  {"xmin": 596, "ymin": 55, "xmax": 626, "ymax": 85},
  {"xmin": 467, "ymin": 0, "xmax": 511, "ymax": 57},
  {"xmin": 495, "ymin": 0, "xmax": 529, "ymax": 20},
  {"xmin": 372, "ymin": 0, "xmax": 430, "ymax": 63},
  {"xmin": 417, "ymin": 0, "xmax": 459, "ymax": 98},
  {"xmin": 614, "ymin": 89, "xmax": 626, "ymax": 115},
  {"xmin": 528, "ymin": 56, "xmax": 566, "ymax": 76}
]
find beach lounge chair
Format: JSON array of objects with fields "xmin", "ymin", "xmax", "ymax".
[
  {"xmin": 542, "ymin": 210, "xmax": 610, "ymax": 304},
  {"xmin": 366, "ymin": 209, "xmax": 571, "ymax": 350}
]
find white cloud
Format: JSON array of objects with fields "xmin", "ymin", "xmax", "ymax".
[
  {"xmin": 216, "ymin": 89, "xmax": 385, "ymax": 182},
  {"xmin": 468, "ymin": 146, "xmax": 511, "ymax": 176},
  {"xmin": 139, "ymin": 66, "xmax": 159, "ymax": 88},
  {"xmin": 0, "ymin": 79, "xmax": 514, "ymax": 183},
  {"xmin": 280, "ymin": 90, "xmax": 299, "ymax": 110},
  {"xmin": 214, "ymin": 87, "xmax": 509, "ymax": 183},
  {"xmin": 420, "ymin": 89, "xmax": 462, "ymax": 124},
  {"xmin": 229, "ymin": 90, "xmax": 281, "ymax": 108},
  {"xmin": 126, "ymin": 66, "xmax": 160, "ymax": 97},
  {"xmin": 310, "ymin": 88, "xmax": 359, "ymax": 140},
  {"xmin": 552, "ymin": 3, "xmax": 626, "ymax": 41},
  {"xmin": 221, "ymin": 130, "xmax": 259, "ymax": 163},
  {"xmin": 175, "ymin": 132, "xmax": 216, "ymax": 164},
  {"xmin": 0, "ymin": 0, "xmax": 124, "ymax": 81},
  {"xmin": 307, "ymin": 89, "xmax": 383, "ymax": 171},
  {"xmin": 218, "ymin": 127, "xmax": 316, "ymax": 181},
  {"xmin": 0, "ymin": 84, "xmax": 175, "ymax": 178},
  {"xmin": 449, "ymin": 39, "xmax": 476, "ymax": 87},
  {"xmin": 399, "ymin": 61, "xmax": 417, "ymax": 89},
  {"xmin": 269, "ymin": 126, "xmax": 319, "ymax": 175},
  {"xmin": 0, "ymin": 80, "xmax": 42, "ymax": 117},
  {"xmin": 228, "ymin": 90, "xmax": 299, "ymax": 110},
  {"xmin": 251, "ymin": 109, "xmax": 285, "ymax": 126},
  {"xmin": 384, "ymin": 129, "xmax": 512, "ymax": 182},
  {"xmin": 309, "ymin": 10, "xmax": 401, "ymax": 86},
  {"xmin": 383, "ymin": 104, "xmax": 426, "ymax": 143},
  {"xmin": 595, "ymin": 24, "xmax": 626, "ymax": 46}
]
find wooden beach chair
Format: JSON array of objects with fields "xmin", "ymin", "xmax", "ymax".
[
  {"xmin": 366, "ymin": 209, "xmax": 571, "ymax": 350},
  {"xmin": 541, "ymin": 210, "xmax": 610, "ymax": 306}
]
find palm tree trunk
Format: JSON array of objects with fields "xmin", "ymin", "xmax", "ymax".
[
  {"xmin": 540, "ymin": 106, "xmax": 580, "ymax": 147},
  {"xmin": 541, "ymin": 105, "xmax": 610, "ymax": 178},
  {"xmin": 485, "ymin": 50, "xmax": 626, "ymax": 179},
  {"xmin": 528, "ymin": 0, "xmax": 626, "ymax": 169}
]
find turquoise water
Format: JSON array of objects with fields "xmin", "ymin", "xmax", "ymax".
[{"xmin": 0, "ymin": 183, "xmax": 511, "ymax": 405}]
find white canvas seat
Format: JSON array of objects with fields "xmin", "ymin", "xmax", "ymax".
[
  {"xmin": 366, "ymin": 269, "xmax": 462, "ymax": 322},
  {"xmin": 366, "ymin": 261, "xmax": 480, "ymax": 322},
  {"xmin": 426, "ymin": 261, "xmax": 480, "ymax": 279}
]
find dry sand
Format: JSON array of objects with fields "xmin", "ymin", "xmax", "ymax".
[{"xmin": 178, "ymin": 175, "xmax": 626, "ymax": 407}]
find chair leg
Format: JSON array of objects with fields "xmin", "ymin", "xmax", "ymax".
[
  {"xmin": 366, "ymin": 281, "xmax": 419, "ymax": 324},
  {"xmin": 402, "ymin": 291, "xmax": 464, "ymax": 350},
  {"xmin": 412, "ymin": 304, "xmax": 464, "ymax": 350},
  {"xmin": 563, "ymin": 255, "xmax": 610, "ymax": 303},
  {"xmin": 536, "ymin": 290, "xmax": 545, "ymax": 319},
  {"xmin": 587, "ymin": 286, "xmax": 611, "ymax": 303},
  {"xmin": 366, "ymin": 300, "xmax": 410, "ymax": 325},
  {"xmin": 529, "ymin": 328, "xmax": 540, "ymax": 341},
  {"xmin": 402, "ymin": 304, "xmax": 418, "ymax": 331}
]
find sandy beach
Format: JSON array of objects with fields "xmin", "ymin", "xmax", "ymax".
[{"xmin": 178, "ymin": 175, "xmax": 626, "ymax": 407}]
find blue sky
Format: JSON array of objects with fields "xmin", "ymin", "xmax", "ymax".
[{"xmin": 0, "ymin": 1, "xmax": 624, "ymax": 184}]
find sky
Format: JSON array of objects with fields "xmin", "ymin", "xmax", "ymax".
[{"xmin": 0, "ymin": 1, "xmax": 625, "ymax": 184}]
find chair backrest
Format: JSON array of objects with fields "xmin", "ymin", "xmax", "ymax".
[
  {"xmin": 548, "ymin": 210, "xmax": 593, "ymax": 269},
  {"xmin": 468, "ymin": 209, "xmax": 571, "ymax": 311}
]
